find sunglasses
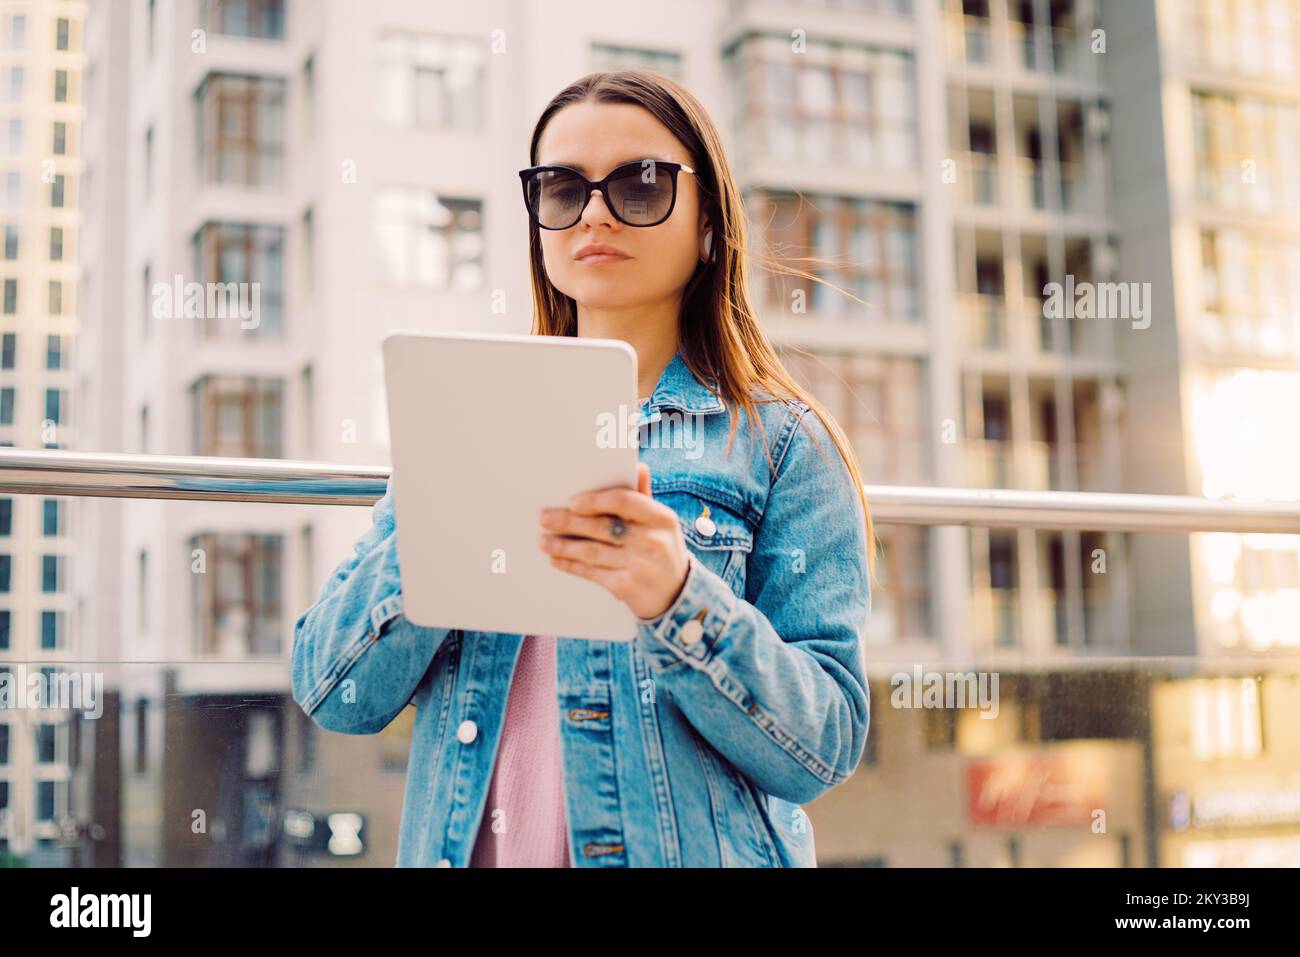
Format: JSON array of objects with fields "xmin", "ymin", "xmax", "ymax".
[{"xmin": 518, "ymin": 159, "xmax": 696, "ymax": 230}]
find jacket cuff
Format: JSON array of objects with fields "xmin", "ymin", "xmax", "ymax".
[{"xmin": 635, "ymin": 553, "xmax": 737, "ymax": 671}]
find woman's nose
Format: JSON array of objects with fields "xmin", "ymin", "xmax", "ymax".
[{"xmin": 578, "ymin": 188, "xmax": 616, "ymax": 227}]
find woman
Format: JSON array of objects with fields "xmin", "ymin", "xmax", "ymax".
[{"xmin": 292, "ymin": 69, "xmax": 874, "ymax": 868}]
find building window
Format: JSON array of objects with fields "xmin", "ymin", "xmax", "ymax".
[
  {"xmin": 6, "ymin": 15, "xmax": 25, "ymax": 50},
  {"xmin": 41, "ymin": 554, "xmax": 64, "ymax": 592},
  {"xmin": 0, "ymin": 498, "xmax": 9, "ymax": 534},
  {"xmin": 144, "ymin": 126, "xmax": 153, "ymax": 195},
  {"xmin": 1198, "ymin": 227, "xmax": 1300, "ymax": 360},
  {"xmin": 300, "ymin": 207, "xmax": 314, "ymax": 297},
  {"xmin": 1184, "ymin": 0, "xmax": 1300, "ymax": 81},
  {"xmin": 301, "ymin": 55, "xmax": 314, "ymax": 139},
  {"xmin": 190, "ymin": 532, "xmax": 284, "ymax": 656},
  {"xmin": 190, "ymin": 375, "xmax": 284, "ymax": 458},
  {"xmin": 787, "ymin": 349, "xmax": 928, "ymax": 486},
  {"xmin": 195, "ymin": 74, "xmax": 286, "ymax": 186},
  {"xmin": 1190, "ymin": 677, "xmax": 1262, "ymax": 759},
  {"xmin": 866, "ymin": 526, "xmax": 933, "ymax": 643},
  {"xmin": 50, "ymin": 173, "xmax": 65, "ymax": 208},
  {"xmin": 55, "ymin": 18, "xmax": 70, "ymax": 52},
  {"xmin": 590, "ymin": 42, "xmax": 682, "ymax": 78},
  {"xmin": 36, "ymin": 724, "xmax": 58, "ymax": 763},
  {"xmin": 0, "ymin": 554, "xmax": 9, "ymax": 591},
  {"xmin": 6, "ymin": 117, "xmax": 20, "ymax": 154},
  {"xmin": 53, "ymin": 69, "xmax": 67, "ymax": 103},
  {"xmin": 138, "ymin": 550, "xmax": 147, "ymax": 632},
  {"xmin": 36, "ymin": 781, "xmax": 57, "ymax": 821},
  {"xmin": 755, "ymin": 191, "xmax": 920, "ymax": 321},
  {"xmin": 141, "ymin": 264, "xmax": 151, "ymax": 339},
  {"xmin": 45, "ymin": 335, "xmax": 62, "ymax": 370},
  {"xmin": 4, "ymin": 170, "xmax": 19, "ymax": 209},
  {"xmin": 1, "ymin": 333, "xmax": 12, "ymax": 369},
  {"xmin": 373, "ymin": 190, "xmax": 483, "ymax": 290},
  {"xmin": 192, "ymin": 222, "xmax": 284, "ymax": 337},
  {"xmin": 49, "ymin": 226, "xmax": 62, "ymax": 261},
  {"xmin": 0, "ymin": 387, "xmax": 13, "ymax": 424},
  {"xmin": 135, "ymin": 698, "xmax": 147, "ymax": 773},
  {"xmin": 47, "ymin": 280, "xmax": 61, "ymax": 315},
  {"xmin": 3, "ymin": 225, "xmax": 16, "ymax": 259},
  {"xmin": 1193, "ymin": 91, "xmax": 1300, "ymax": 214},
  {"xmin": 729, "ymin": 36, "xmax": 917, "ymax": 169},
  {"xmin": 202, "ymin": 0, "xmax": 285, "ymax": 40},
  {"xmin": 376, "ymin": 32, "xmax": 483, "ymax": 130},
  {"xmin": 52, "ymin": 121, "xmax": 66, "ymax": 155},
  {"xmin": 40, "ymin": 610, "xmax": 63, "ymax": 650},
  {"xmin": 0, "ymin": 280, "xmax": 12, "ymax": 314},
  {"xmin": 6, "ymin": 65, "xmax": 22, "ymax": 103},
  {"xmin": 44, "ymin": 388, "xmax": 63, "ymax": 425},
  {"xmin": 42, "ymin": 499, "xmax": 61, "ymax": 536},
  {"xmin": 0, "ymin": 721, "xmax": 8, "ymax": 759}
]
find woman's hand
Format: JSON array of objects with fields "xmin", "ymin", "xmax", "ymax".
[{"xmin": 538, "ymin": 463, "xmax": 691, "ymax": 621}]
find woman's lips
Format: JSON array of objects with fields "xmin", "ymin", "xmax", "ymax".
[{"xmin": 575, "ymin": 253, "xmax": 631, "ymax": 265}]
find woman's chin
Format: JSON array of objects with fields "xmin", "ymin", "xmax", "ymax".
[{"xmin": 566, "ymin": 281, "xmax": 648, "ymax": 312}]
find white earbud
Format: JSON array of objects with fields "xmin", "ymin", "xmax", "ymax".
[{"xmin": 703, "ymin": 230, "xmax": 713, "ymax": 261}]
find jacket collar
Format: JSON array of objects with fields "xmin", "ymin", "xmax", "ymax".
[{"xmin": 644, "ymin": 348, "xmax": 725, "ymax": 417}]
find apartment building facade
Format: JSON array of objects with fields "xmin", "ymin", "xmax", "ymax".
[
  {"xmin": 1109, "ymin": 0, "xmax": 1300, "ymax": 868},
  {"xmin": 61, "ymin": 0, "xmax": 1300, "ymax": 867},
  {"xmin": 0, "ymin": 0, "xmax": 85, "ymax": 868}
]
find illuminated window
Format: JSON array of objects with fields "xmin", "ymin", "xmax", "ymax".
[
  {"xmin": 376, "ymin": 33, "xmax": 482, "ymax": 130},
  {"xmin": 189, "ymin": 532, "xmax": 283, "ymax": 656},
  {"xmin": 194, "ymin": 74, "xmax": 286, "ymax": 187},
  {"xmin": 1190, "ymin": 677, "xmax": 1262, "ymax": 758},
  {"xmin": 728, "ymin": 36, "xmax": 916, "ymax": 169},
  {"xmin": 373, "ymin": 189, "xmax": 483, "ymax": 290},
  {"xmin": 753, "ymin": 191, "xmax": 919, "ymax": 321}
]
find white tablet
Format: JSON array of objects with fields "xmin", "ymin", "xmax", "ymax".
[{"xmin": 382, "ymin": 331, "xmax": 639, "ymax": 641}]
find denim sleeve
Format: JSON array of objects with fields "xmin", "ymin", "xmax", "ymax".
[
  {"xmin": 634, "ymin": 408, "xmax": 872, "ymax": 805},
  {"xmin": 291, "ymin": 475, "xmax": 452, "ymax": 734}
]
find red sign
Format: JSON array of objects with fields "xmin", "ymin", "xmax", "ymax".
[{"xmin": 967, "ymin": 757, "xmax": 1100, "ymax": 827}]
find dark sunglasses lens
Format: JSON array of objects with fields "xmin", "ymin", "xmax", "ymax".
[
  {"xmin": 528, "ymin": 169, "xmax": 586, "ymax": 228},
  {"xmin": 606, "ymin": 165, "xmax": 675, "ymax": 225}
]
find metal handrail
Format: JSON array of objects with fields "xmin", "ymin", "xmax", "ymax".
[{"xmin": 1, "ymin": 447, "xmax": 1299, "ymax": 534}]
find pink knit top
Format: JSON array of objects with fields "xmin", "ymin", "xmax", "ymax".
[
  {"xmin": 467, "ymin": 396, "xmax": 650, "ymax": 868},
  {"xmin": 468, "ymin": 634, "xmax": 570, "ymax": 867}
]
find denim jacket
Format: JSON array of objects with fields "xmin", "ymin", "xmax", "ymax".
[{"xmin": 291, "ymin": 347, "xmax": 871, "ymax": 867}]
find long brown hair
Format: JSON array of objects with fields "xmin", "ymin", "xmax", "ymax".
[{"xmin": 525, "ymin": 69, "xmax": 877, "ymax": 576}]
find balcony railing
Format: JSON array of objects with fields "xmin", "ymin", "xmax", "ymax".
[{"xmin": 2, "ymin": 448, "xmax": 1300, "ymax": 534}]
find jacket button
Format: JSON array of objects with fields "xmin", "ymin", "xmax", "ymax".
[
  {"xmin": 456, "ymin": 719, "xmax": 478, "ymax": 744},
  {"xmin": 436, "ymin": 858, "xmax": 452, "ymax": 867},
  {"xmin": 680, "ymin": 619, "xmax": 704, "ymax": 645},
  {"xmin": 694, "ymin": 505, "xmax": 716, "ymax": 537}
]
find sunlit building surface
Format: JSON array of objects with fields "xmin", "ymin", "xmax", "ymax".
[
  {"xmin": 0, "ymin": 0, "xmax": 85, "ymax": 867},
  {"xmin": 12, "ymin": 0, "xmax": 1292, "ymax": 866}
]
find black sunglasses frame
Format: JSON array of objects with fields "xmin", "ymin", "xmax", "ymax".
[{"xmin": 518, "ymin": 160, "xmax": 696, "ymax": 230}]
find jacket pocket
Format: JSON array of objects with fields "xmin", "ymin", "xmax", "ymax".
[
  {"xmin": 658, "ymin": 485, "xmax": 754, "ymax": 595},
  {"xmin": 690, "ymin": 728, "xmax": 781, "ymax": 867}
]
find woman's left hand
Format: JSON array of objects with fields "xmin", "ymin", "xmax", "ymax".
[{"xmin": 539, "ymin": 463, "xmax": 691, "ymax": 621}]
